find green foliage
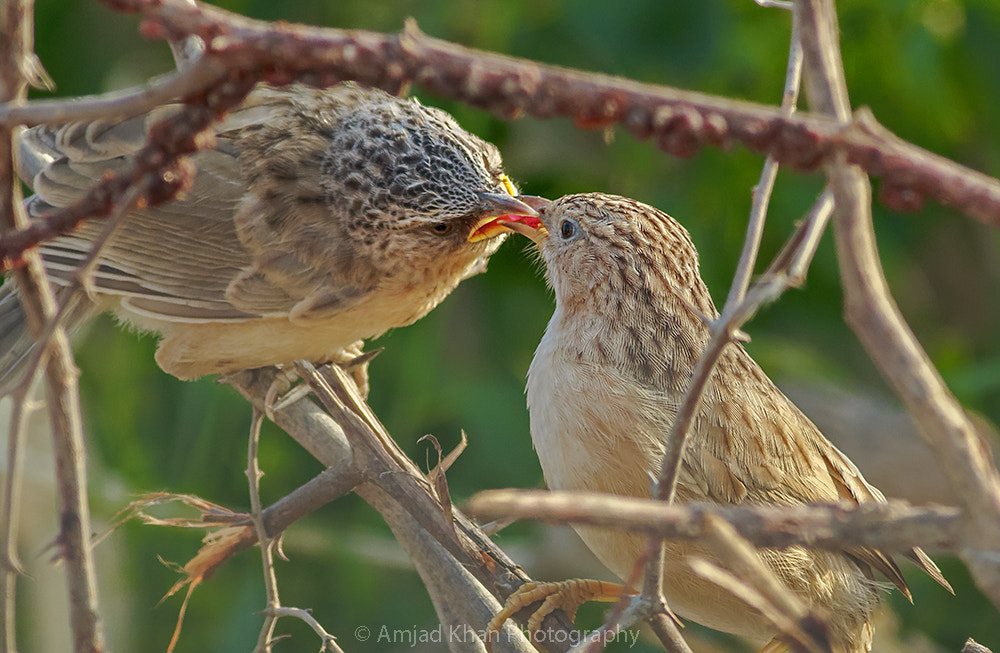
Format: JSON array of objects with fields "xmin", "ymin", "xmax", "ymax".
[{"xmin": 17, "ymin": 1, "xmax": 1000, "ymax": 651}]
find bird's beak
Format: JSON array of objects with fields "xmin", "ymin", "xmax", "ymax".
[
  {"xmin": 468, "ymin": 192, "xmax": 545, "ymax": 243},
  {"xmin": 496, "ymin": 214, "xmax": 548, "ymax": 246},
  {"xmin": 495, "ymin": 195, "xmax": 551, "ymax": 246}
]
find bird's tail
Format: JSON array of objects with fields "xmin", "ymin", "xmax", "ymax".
[
  {"xmin": 0, "ymin": 280, "xmax": 95, "ymax": 397},
  {"xmin": 0, "ymin": 281, "xmax": 38, "ymax": 396}
]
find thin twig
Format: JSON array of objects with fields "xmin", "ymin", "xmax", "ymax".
[
  {"xmin": 697, "ymin": 515, "xmax": 832, "ymax": 653},
  {"xmin": 0, "ymin": 385, "xmax": 33, "ymax": 651},
  {"xmin": 649, "ymin": 188, "xmax": 833, "ymax": 509},
  {"xmin": 269, "ymin": 608, "xmax": 344, "ymax": 653},
  {"xmin": 752, "ymin": 190, "xmax": 834, "ymax": 304},
  {"xmin": 724, "ymin": 0, "xmax": 803, "ymax": 309},
  {"xmin": 0, "ymin": 0, "xmax": 104, "ymax": 651},
  {"xmin": 568, "ymin": 9, "xmax": 825, "ymax": 648},
  {"xmin": 0, "ymin": 57, "xmax": 226, "ymax": 127},
  {"xmin": 247, "ymin": 407, "xmax": 280, "ymax": 653},
  {"xmin": 244, "ymin": 395, "xmax": 345, "ymax": 653},
  {"xmin": 243, "ymin": 405, "xmax": 344, "ymax": 653},
  {"xmin": 687, "ymin": 559, "xmax": 830, "ymax": 653},
  {"xmin": 644, "ymin": 9, "xmax": 814, "ymax": 632},
  {"xmin": 646, "ymin": 614, "xmax": 692, "ymax": 653}
]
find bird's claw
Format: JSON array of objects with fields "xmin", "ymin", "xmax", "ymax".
[{"xmin": 486, "ymin": 579, "xmax": 626, "ymax": 651}]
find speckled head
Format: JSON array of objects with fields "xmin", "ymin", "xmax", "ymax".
[{"xmin": 320, "ymin": 92, "xmax": 526, "ymax": 267}]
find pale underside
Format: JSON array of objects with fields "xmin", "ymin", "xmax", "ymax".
[{"xmin": 527, "ymin": 306, "xmax": 891, "ymax": 649}]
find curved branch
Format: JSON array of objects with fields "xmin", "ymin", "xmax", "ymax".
[{"xmin": 102, "ymin": 0, "xmax": 1000, "ymax": 226}]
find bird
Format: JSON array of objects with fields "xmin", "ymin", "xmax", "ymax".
[
  {"xmin": 0, "ymin": 82, "xmax": 537, "ymax": 394},
  {"xmin": 490, "ymin": 193, "xmax": 951, "ymax": 652}
]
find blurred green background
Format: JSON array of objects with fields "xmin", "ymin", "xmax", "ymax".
[{"xmin": 5, "ymin": 0, "xmax": 1000, "ymax": 651}]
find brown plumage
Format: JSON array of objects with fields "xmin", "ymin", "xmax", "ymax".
[
  {"xmin": 0, "ymin": 83, "xmax": 534, "ymax": 392},
  {"xmin": 499, "ymin": 193, "xmax": 951, "ymax": 652}
]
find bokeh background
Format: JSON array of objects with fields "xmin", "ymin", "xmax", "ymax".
[{"xmin": 4, "ymin": 1, "xmax": 1000, "ymax": 651}]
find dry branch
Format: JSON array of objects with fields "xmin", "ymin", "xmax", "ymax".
[
  {"xmin": 225, "ymin": 366, "xmax": 573, "ymax": 653},
  {"xmin": 105, "ymin": 0, "xmax": 1000, "ymax": 226},
  {"xmin": 4, "ymin": 0, "xmax": 1000, "ymax": 267},
  {"xmin": 466, "ymin": 489, "xmax": 962, "ymax": 554},
  {"xmin": 695, "ymin": 515, "xmax": 833, "ymax": 653},
  {"xmin": 0, "ymin": 1, "xmax": 103, "ymax": 651},
  {"xmin": 797, "ymin": 0, "xmax": 1000, "ymax": 610},
  {"xmin": 2, "ymin": 1, "xmax": 998, "ymax": 651}
]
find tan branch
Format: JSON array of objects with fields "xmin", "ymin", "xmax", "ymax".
[
  {"xmin": 0, "ymin": 57, "xmax": 226, "ymax": 127},
  {"xmin": 226, "ymin": 366, "xmax": 553, "ymax": 653},
  {"xmin": 465, "ymin": 489, "xmax": 962, "ymax": 553},
  {"xmin": 0, "ymin": 0, "xmax": 104, "ymax": 651},
  {"xmin": 696, "ymin": 515, "xmax": 832, "ymax": 653},
  {"xmin": 797, "ymin": 0, "xmax": 1000, "ymax": 610},
  {"xmin": 3, "ymin": 0, "xmax": 998, "ymax": 267}
]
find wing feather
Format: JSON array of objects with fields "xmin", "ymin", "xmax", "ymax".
[
  {"xmin": 706, "ymin": 348, "xmax": 951, "ymax": 596},
  {"xmin": 17, "ymin": 86, "xmax": 348, "ymax": 322}
]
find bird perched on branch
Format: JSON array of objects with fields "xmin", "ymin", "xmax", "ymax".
[
  {"xmin": 492, "ymin": 193, "xmax": 951, "ymax": 652},
  {"xmin": 0, "ymin": 83, "xmax": 536, "ymax": 394}
]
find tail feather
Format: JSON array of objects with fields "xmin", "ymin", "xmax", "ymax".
[
  {"xmin": 906, "ymin": 547, "xmax": 954, "ymax": 595},
  {"xmin": 0, "ymin": 281, "xmax": 96, "ymax": 397},
  {"xmin": 0, "ymin": 282, "xmax": 37, "ymax": 396}
]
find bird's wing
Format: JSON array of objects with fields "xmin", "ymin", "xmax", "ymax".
[
  {"xmin": 811, "ymin": 429, "xmax": 953, "ymax": 597},
  {"xmin": 18, "ymin": 90, "xmax": 318, "ymax": 322},
  {"xmin": 697, "ymin": 348, "xmax": 951, "ymax": 596}
]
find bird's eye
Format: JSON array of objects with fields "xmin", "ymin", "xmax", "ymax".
[
  {"xmin": 431, "ymin": 222, "xmax": 453, "ymax": 236},
  {"xmin": 559, "ymin": 218, "xmax": 579, "ymax": 241}
]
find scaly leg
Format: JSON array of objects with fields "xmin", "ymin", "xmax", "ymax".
[{"xmin": 487, "ymin": 579, "xmax": 628, "ymax": 650}]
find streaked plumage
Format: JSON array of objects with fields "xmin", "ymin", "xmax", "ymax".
[
  {"xmin": 1, "ymin": 83, "xmax": 533, "ymax": 392},
  {"xmin": 508, "ymin": 193, "xmax": 950, "ymax": 652}
]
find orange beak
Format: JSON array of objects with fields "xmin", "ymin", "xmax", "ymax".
[
  {"xmin": 496, "ymin": 214, "xmax": 548, "ymax": 246},
  {"xmin": 494, "ymin": 196, "xmax": 551, "ymax": 245},
  {"xmin": 468, "ymin": 193, "xmax": 547, "ymax": 243}
]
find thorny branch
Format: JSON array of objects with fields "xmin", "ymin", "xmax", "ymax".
[
  {"xmin": 1, "ymin": 1, "xmax": 104, "ymax": 652},
  {"xmin": 108, "ymin": 0, "xmax": 1000, "ymax": 225},
  {"xmin": 4, "ymin": 0, "xmax": 1000, "ymax": 267},
  {"xmin": 244, "ymin": 406, "xmax": 345, "ymax": 653},
  {"xmin": 246, "ymin": 408, "xmax": 281, "ymax": 653}
]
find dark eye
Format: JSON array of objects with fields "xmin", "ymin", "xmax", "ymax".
[
  {"xmin": 559, "ymin": 218, "xmax": 578, "ymax": 240},
  {"xmin": 431, "ymin": 222, "xmax": 453, "ymax": 236}
]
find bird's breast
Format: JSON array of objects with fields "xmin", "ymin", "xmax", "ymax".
[{"xmin": 526, "ymin": 313, "xmax": 673, "ymax": 499}]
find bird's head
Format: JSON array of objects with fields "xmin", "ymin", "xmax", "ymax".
[
  {"xmin": 499, "ymin": 193, "xmax": 715, "ymax": 319},
  {"xmin": 321, "ymin": 94, "xmax": 538, "ymax": 271}
]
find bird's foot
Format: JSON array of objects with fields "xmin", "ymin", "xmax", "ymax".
[
  {"xmin": 328, "ymin": 341, "xmax": 382, "ymax": 400},
  {"xmin": 757, "ymin": 638, "xmax": 790, "ymax": 653},
  {"xmin": 264, "ymin": 367, "xmax": 311, "ymax": 420},
  {"xmin": 487, "ymin": 579, "xmax": 627, "ymax": 651}
]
